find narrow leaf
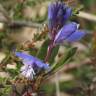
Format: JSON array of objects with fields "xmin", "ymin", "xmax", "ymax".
[
  {"xmin": 49, "ymin": 45, "xmax": 59, "ymax": 64},
  {"xmin": 47, "ymin": 47, "xmax": 77, "ymax": 75},
  {"xmin": 37, "ymin": 39, "xmax": 50, "ymax": 60}
]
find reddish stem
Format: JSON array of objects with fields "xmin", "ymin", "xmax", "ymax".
[
  {"xmin": 45, "ymin": 28, "xmax": 56, "ymax": 62},
  {"xmin": 45, "ymin": 44, "xmax": 54, "ymax": 62}
]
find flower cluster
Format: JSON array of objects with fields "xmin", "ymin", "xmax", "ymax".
[
  {"xmin": 14, "ymin": 1, "xmax": 86, "ymax": 80},
  {"xmin": 48, "ymin": 1, "xmax": 86, "ymax": 45},
  {"xmin": 15, "ymin": 52, "xmax": 49, "ymax": 80}
]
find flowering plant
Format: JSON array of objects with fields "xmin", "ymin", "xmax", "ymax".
[
  {"xmin": 12, "ymin": 1, "xmax": 86, "ymax": 95},
  {"xmin": 0, "ymin": 1, "xmax": 86, "ymax": 96}
]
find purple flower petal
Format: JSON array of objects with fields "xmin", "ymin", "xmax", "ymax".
[
  {"xmin": 66, "ymin": 30, "xmax": 86, "ymax": 42},
  {"xmin": 43, "ymin": 64, "xmax": 50, "ymax": 70},
  {"xmin": 15, "ymin": 52, "xmax": 50, "ymax": 70},
  {"xmin": 54, "ymin": 22, "xmax": 78, "ymax": 44},
  {"xmin": 48, "ymin": 2, "xmax": 72, "ymax": 30},
  {"xmin": 48, "ymin": 2, "xmax": 61, "ymax": 20},
  {"xmin": 35, "ymin": 60, "xmax": 49, "ymax": 70},
  {"xmin": 63, "ymin": 7, "xmax": 72, "ymax": 20},
  {"xmin": 23, "ymin": 59, "xmax": 34, "ymax": 65},
  {"xmin": 48, "ymin": 2, "xmax": 62, "ymax": 30},
  {"xmin": 15, "ymin": 52, "xmax": 35, "ymax": 65},
  {"xmin": 15, "ymin": 52, "xmax": 34, "ymax": 61}
]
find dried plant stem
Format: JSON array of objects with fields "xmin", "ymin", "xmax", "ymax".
[
  {"xmin": 77, "ymin": 11, "xmax": 96, "ymax": 22},
  {"xmin": 45, "ymin": 44, "xmax": 54, "ymax": 62},
  {"xmin": 0, "ymin": 19, "xmax": 42, "ymax": 28},
  {"xmin": 34, "ymin": 74, "xmax": 44, "ymax": 91},
  {"xmin": 63, "ymin": 59, "xmax": 91, "ymax": 72},
  {"xmin": 11, "ymin": 84, "xmax": 21, "ymax": 96},
  {"xmin": 55, "ymin": 73, "xmax": 60, "ymax": 96}
]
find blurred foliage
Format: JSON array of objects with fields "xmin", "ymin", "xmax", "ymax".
[
  {"xmin": 80, "ymin": 0, "xmax": 96, "ymax": 8},
  {"xmin": 50, "ymin": 47, "xmax": 77, "ymax": 74}
]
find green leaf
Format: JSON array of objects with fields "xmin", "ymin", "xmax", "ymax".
[
  {"xmin": 48, "ymin": 47, "xmax": 77, "ymax": 74},
  {"xmin": 37, "ymin": 39, "xmax": 59, "ymax": 63},
  {"xmin": 81, "ymin": 0, "xmax": 95, "ymax": 7},
  {"xmin": 0, "ymin": 85, "xmax": 12, "ymax": 96},
  {"xmin": 37, "ymin": 39, "xmax": 50, "ymax": 60},
  {"xmin": 49, "ymin": 46, "xmax": 59, "ymax": 64},
  {"xmin": 28, "ymin": 48, "xmax": 38, "ymax": 56},
  {"xmin": 6, "ymin": 69, "xmax": 19, "ymax": 77}
]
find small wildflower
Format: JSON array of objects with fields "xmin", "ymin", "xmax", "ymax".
[
  {"xmin": 54, "ymin": 22, "xmax": 86, "ymax": 45},
  {"xmin": 15, "ymin": 52, "xmax": 50, "ymax": 80}
]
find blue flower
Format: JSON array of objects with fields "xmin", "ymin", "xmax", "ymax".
[
  {"xmin": 54, "ymin": 22, "xmax": 86, "ymax": 45},
  {"xmin": 48, "ymin": 2, "xmax": 72, "ymax": 30},
  {"xmin": 15, "ymin": 52, "xmax": 50, "ymax": 79}
]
